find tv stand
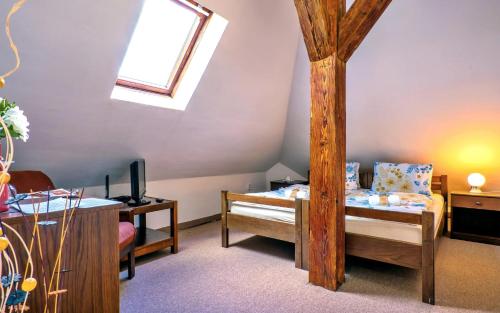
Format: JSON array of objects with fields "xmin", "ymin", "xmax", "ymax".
[
  {"xmin": 119, "ymin": 196, "xmax": 178, "ymax": 257},
  {"xmin": 127, "ymin": 198, "xmax": 151, "ymax": 207}
]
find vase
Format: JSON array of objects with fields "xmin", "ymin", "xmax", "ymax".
[{"xmin": 0, "ymin": 142, "xmax": 9, "ymax": 212}]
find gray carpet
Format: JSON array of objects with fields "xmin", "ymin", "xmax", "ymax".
[{"xmin": 120, "ymin": 221, "xmax": 500, "ymax": 313}]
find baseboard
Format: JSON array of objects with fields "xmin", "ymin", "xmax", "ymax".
[{"xmin": 159, "ymin": 213, "xmax": 221, "ymax": 233}]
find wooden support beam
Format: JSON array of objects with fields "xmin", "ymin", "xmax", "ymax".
[
  {"xmin": 295, "ymin": 0, "xmax": 390, "ymax": 292},
  {"xmin": 294, "ymin": 0, "xmax": 337, "ymax": 61},
  {"xmin": 338, "ymin": 0, "xmax": 392, "ymax": 61},
  {"xmin": 309, "ymin": 55, "xmax": 346, "ymax": 290},
  {"xmin": 335, "ymin": 56, "xmax": 347, "ymax": 285},
  {"xmin": 295, "ymin": 0, "xmax": 346, "ymax": 291}
]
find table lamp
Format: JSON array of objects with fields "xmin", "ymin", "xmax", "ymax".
[{"xmin": 468, "ymin": 173, "xmax": 485, "ymax": 193}]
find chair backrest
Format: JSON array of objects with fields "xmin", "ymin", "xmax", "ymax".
[{"xmin": 9, "ymin": 170, "xmax": 56, "ymax": 193}]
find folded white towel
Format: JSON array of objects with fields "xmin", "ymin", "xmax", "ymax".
[{"xmin": 368, "ymin": 195, "xmax": 380, "ymax": 206}]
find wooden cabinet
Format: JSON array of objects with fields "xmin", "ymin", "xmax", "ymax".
[
  {"xmin": 270, "ymin": 180, "xmax": 309, "ymax": 191},
  {"xmin": 1, "ymin": 203, "xmax": 122, "ymax": 312},
  {"xmin": 450, "ymin": 191, "xmax": 500, "ymax": 245}
]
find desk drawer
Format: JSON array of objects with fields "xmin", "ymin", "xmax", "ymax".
[{"xmin": 452, "ymin": 195, "xmax": 500, "ymax": 211}]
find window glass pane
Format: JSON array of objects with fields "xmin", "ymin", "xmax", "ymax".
[{"xmin": 118, "ymin": 0, "xmax": 200, "ymax": 89}]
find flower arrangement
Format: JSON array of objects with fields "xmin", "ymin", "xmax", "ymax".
[
  {"xmin": 0, "ymin": 100, "xmax": 37, "ymax": 312},
  {"xmin": 0, "ymin": 0, "xmax": 49, "ymax": 311},
  {"xmin": 0, "ymin": 98, "xmax": 29, "ymax": 142}
]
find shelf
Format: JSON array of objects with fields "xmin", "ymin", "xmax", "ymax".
[{"xmin": 135, "ymin": 228, "xmax": 174, "ymax": 257}]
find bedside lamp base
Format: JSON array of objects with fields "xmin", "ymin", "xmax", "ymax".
[{"xmin": 469, "ymin": 186, "xmax": 482, "ymax": 193}]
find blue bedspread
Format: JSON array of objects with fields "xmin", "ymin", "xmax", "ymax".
[{"xmin": 250, "ymin": 184, "xmax": 433, "ymax": 214}]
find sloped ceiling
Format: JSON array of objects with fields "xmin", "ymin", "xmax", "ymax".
[
  {"xmin": 0, "ymin": 0, "xmax": 300, "ymax": 187},
  {"xmin": 281, "ymin": 0, "xmax": 500, "ymax": 191}
]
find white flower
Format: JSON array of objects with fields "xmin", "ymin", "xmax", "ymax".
[{"xmin": 3, "ymin": 106, "xmax": 29, "ymax": 142}]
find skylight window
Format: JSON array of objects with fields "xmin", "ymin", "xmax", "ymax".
[
  {"xmin": 112, "ymin": 0, "xmax": 227, "ymax": 110},
  {"xmin": 117, "ymin": 0, "xmax": 210, "ymax": 96}
]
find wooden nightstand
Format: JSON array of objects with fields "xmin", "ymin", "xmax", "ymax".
[
  {"xmin": 270, "ymin": 179, "xmax": 309, "ymax": 191},
  {"xmin": 450, "ymin": 191, "xmax": 500, "ymax": 245}
]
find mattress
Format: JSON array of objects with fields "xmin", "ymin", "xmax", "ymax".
[{"xmin": 230, "ymin": 192, "xmax": 444, "ymax": 245}]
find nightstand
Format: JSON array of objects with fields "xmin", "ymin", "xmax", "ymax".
[
  {"xmin": 270, "ymin": 179, "xmax": 309, "ymax": 191},
  {"xmin": 450, "ymin": 191, "xmax": 500, "ymax": 245}
]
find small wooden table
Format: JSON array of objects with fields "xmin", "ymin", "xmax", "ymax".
[
  {"xmin": 450, "ymin": 191, "xmax": 500, "ymax": 245},
  {"xmin": 120, "ymin": 197, "xmax": 178, "ymax": 257}
]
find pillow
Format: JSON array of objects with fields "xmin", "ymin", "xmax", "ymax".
[
  {"xmin": 282, "ymin": 184, "xmax": 310, "ymax": 199},
  {"xmin": 371, "ymin": 162, "xmax": 433, "ymax": 196},
  {"xmin": 346, "ymin": 162, "xmax": 360, "ymax": 190}
]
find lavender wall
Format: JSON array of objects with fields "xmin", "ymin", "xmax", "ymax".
[
  {"xmin": 0, "ymin": 0, "xmax": 300, "ymax": 187},
  {"xmin": 86, "ymin": 172, "xmax": 266, "ymax": 229},
  {"xmin": 281, "ymin": 0, "xmax": 500, "ymax": 192}
]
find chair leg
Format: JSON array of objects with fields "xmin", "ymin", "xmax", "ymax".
[{"xmin": 127, "ymin": 247, "xmax": 135, "ymax": 280}]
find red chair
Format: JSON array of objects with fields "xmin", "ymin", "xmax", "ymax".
[
  {"xmin": 9, "ymin": 170, "xmax": 136, "ymax": 279},
  {"xmin": 119, "ymin": 222, "xmax": 136, "ymax": 279},
  {"xmin": 9, "ymin": 170, "xmax": 55, "ymax": 193}
]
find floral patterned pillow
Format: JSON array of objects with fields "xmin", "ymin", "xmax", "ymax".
[
  {"xmin": 346, "ymin": 162, "xmax": 360, "ymax": 190},
  {"xmin": 371, "ymin": 162, "xmax": 433, "ymax": 196}
]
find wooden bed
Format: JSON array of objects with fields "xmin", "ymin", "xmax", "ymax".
[{"xmin": 221, "ymin": 174, "xmax": 448, "ymax": 305}]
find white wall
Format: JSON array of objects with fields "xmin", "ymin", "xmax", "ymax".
[
  {"xmin": 265, "ymin": 162, "xmax": 306, "ymax": 190},
  {"xmin": 85, "ymin": 172, "xmax": 266, "ymax": 229}
]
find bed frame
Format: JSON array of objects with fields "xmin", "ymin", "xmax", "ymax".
[{"xmin": 221, "ymin": 174, "xmax": 448, "ymax": 305}]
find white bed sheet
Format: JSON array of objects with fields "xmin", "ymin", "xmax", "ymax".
[{"xmin": 230, "ymin": 193, "xmax": 444, "ymax": 245}]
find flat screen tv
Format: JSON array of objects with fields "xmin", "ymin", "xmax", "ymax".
[{"xmin": 130, "ymin": 159, "xmax": 146, "ymax": 202}]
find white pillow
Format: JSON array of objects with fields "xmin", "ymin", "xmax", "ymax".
[
  {"xmin": 346, "ymin": 162, "xmax": 360, "ymax": 190},
  {"xmin": 371, "ymin": 162, "xmax": 433, "ymax": 196}
]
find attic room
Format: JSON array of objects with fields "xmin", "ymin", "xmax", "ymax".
[{"xmin": 0, "ymin": 0, "xmax": 499, "ymax": 312}]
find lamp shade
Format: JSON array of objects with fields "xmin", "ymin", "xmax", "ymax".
[{"xmin": 468, "ymin": 173, "xmax": 485, "ymax": 193}]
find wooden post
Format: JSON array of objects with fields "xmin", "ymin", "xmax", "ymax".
[
  {"xmin": 295, "ymin": 0, "xmax": 345, "ymax": 290},
  {"xmin": 441, "ymin": 175, "xmax": 449, "ymax": 235},
  {"xmin": 309, "ymin": 54, "xmax": 346, "ymax": 289},
  {"xmin": 171, "ymin": 200, "xmax": 179, "ymax": 253},
  {"xmin": 295, "ymin": 198, "xmax": 303, "ymax": 269},
  {"xmin": 301, "ymin": 199, "xmax": 310, "ymax": 270},
  {"xmin": 294, "ymin": 0, "xmax": 391, "ymax": 290},
  {"xmin": 221, "ymin": 191, "xmax": 229, "ymax": 248},
  {"xmin": 422, "ymin": 210, "xmax": 435, "ymax": 304},
  {"xmin": 338, "ymin": 0, "xmax": 393, "ymax": 61}
]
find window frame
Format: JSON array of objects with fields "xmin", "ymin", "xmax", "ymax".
[{"xmin": 116, "ymin": 0, "xmax": 212, "ymax": 97}]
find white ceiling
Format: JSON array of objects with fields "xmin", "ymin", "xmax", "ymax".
[{"xmin": 0, "ymin": 0, "xmax": 300, "ymax": 187}]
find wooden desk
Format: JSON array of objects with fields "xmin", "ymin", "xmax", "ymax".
[
  {"xmin": 0, "ymin": 200, "xmax": 122, "ymax": 313},
  {"xmin": 119, "ymin": 197, "xmax": 178, "ymax": 257}
]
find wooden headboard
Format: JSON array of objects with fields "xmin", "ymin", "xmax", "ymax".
[
  {"xmin": 359, "ymin": 172, "xmax": 374, "ymax": 190},
  {"xmin": 306, "ymin": 170, "xmax": 448, "ymax": 195}
]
